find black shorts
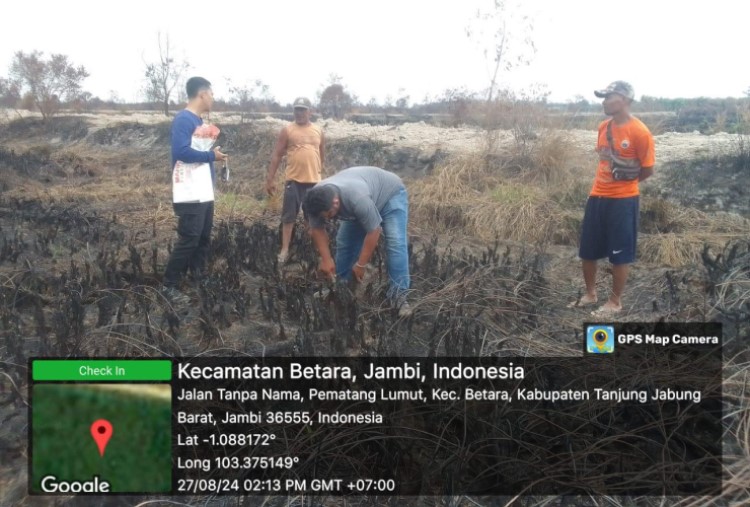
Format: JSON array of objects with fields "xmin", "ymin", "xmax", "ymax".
[
  {"xmin": 579, "ymin": 195, "xmax": 639, "ymax": 265},
  {"xmin": 281, "ymin": 181, "xmax": 316, "ymax": 224}
]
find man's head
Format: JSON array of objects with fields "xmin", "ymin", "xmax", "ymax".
[
  {"xmin": 292, "ymin": 96, "xmax": 312, "ymax": 125},
  {"xmin": 304, "ymin": 185, "xmax": 340, "ymax": 220},
  {"xmin": 186, "ymin": 77, "xmax": 213, "ymax": 113},
  {"xmin": 594, "ymin": 80, "xmax": 634, "ymax": 116}
]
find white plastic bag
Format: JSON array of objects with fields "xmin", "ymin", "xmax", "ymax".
[{"xmin": 172, "ymin": 123, "xmax": 220, "ymax": 203}]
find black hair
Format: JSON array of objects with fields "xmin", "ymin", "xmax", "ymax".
[
  {"xmin": 303, "ymin": 185, "xmax": 337, "ymax": 218},
  {"xmin": 186, "ymin": 77, "xmax": 211, "ymax": 99}
]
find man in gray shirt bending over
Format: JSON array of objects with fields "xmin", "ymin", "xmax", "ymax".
[{"xmin": 303, "ymin": 166, "xmax": 412, "ymax": 316}]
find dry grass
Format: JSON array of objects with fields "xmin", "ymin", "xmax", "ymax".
[
  {"xmin": 723, "ymin": 404, "xmax": 750, "ymax": 505},
  {"xmin": 524, "ymin": 130, "xmax": 575, "ymax": 184},
  {"xmin": 468, "ymin": 188, "xmax": 556, "ymax": 243},
  {"xmin": 412, "ymin": 138, "xmax": 748, "ymax": 264},
  {"xmin": 214, "ymin": 191, "xmax": 267, "ymax": 221},
  {"xmin": 639, "ymin": 231, "xmax": 747, "ymax": 267},
  {"xmin": 411, "ymin": 134, "xmax": 591, "ymax": 245},
  {"xmin": 638, "ymin": 199, "xmax": 749, "ymax": 266},
  {"xmin": 640, "ymin": 196, "xmax": 747, "ymax": 234},
  {"xmin": 639, "ymin": 232, "xmax": 697, "ymax": 267}
]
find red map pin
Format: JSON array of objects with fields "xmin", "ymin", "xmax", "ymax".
[{"xmin": 90, "ymin": 419, "xmax": 113, "ymax": 457}]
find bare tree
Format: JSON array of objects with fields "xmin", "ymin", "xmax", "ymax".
[
  {"xmin": 0, "ymin": 76, "xmax": 21, "ymax": 108},
  {"xmin": 443, "ymin": 87, "xmax": 476, "ymax": 126},
  {"xmin": 466, "ymin": 1, "xmax": 536, "ymax": 164},
  {"xmin": 8, "ymin": 51, "xmax": 89, "ymax": 120},
  {"xmin": 318, "ymin": 75, "xmax": 354, "ymax": 120},
  {"xmin": 466, "ymin": 0, "xmax": 536, "ymax": 104},
  {"xmin": 395, "ymin": 87, "xmax": 411, "ymax": 113},
  {"xmin": 143, "ymin": 33, "xmax": 189, "ymax": 116},
  {"xmin": 0, "ymin": 76, "xmax": 22, "ymax": 121},
  {"xmin": 227, "ymin": 78, "xmax": 276, "ymax": 122}
]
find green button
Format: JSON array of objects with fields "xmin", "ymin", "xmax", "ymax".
[{"xmin": 32, "ymin": 360, "xmax": 172, "ymax": 381}]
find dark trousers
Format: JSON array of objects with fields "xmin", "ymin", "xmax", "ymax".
[{"xmin": 163, "ymin": 201, "xmax": 214, "ymax": 288}]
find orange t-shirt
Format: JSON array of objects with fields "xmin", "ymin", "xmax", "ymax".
[
  {"xmin": 285, "ymin": 122, "xmax": 323, "ymax": 184},
  {"xmin": 589, "ymin": 116, "xmax": 655, "ymax": 198}
]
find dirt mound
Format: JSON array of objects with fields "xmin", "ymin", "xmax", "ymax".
[
  {"xmin": 655, "ymin": 155, "xmax": 750, "ymax": 216},
  {"xmin": 0, "ymin": 145, "xmax": 100, "ymax": 185},
  {"xmin": 0, "ymin": 116, "xmax": 89, "ymax": 142},
  {"xmin": 89, "ymin": 121, "xmax": 171, "ymax": 147}
]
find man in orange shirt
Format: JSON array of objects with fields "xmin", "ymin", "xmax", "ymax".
[
  {"xmin": 266, "ymin": 97, "xmax": 326, "ymax": 264},
  {"xmin": 570, "ymin": 81, "xmax": 655, "ymax": 316}
]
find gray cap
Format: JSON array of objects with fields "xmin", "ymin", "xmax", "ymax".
[
  {"xmin": 292, "ymin": 97, "xmax": 312, "ymax": 109},
  {"xmin": 594, "ymin": 81, "xmax": 635, "ymax": 100}
]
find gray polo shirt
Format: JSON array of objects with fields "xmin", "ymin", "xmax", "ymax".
[{"xmin": 308, "ymin": 166, "xmax": 404, "ymax": 232}]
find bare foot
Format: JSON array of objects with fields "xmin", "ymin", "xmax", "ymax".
[
  {"xmin": 591, "ymin": 301, "xmax": 622, "ymax": 316},
  {"xmin": 568, "ymin": 294, "xmax": 598, "ymax": 308}
]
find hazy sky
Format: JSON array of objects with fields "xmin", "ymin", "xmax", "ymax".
[{"xmin": 1, "ymin": 0, "xmax": 748, "ymax": 105}]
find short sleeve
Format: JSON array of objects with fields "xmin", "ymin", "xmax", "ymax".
[{"xmin": 635, "ymin": 127, "xmax": 655, "ymax": 168}]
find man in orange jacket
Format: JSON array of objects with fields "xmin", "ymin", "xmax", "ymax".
[{"xmin": 571, "ymin": 81, "xmax": 655, "ymax": 316}]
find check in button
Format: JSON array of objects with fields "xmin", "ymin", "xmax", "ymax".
[{"xmin": 32, "ymin": 359, "xmax": 172, "ymax": 381}]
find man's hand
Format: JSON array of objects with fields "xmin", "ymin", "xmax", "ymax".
[
  {"xmin": 319, "ymin": 257, "xmax": 336, "ymax": 280},
  {"xmin": 265, "ymin": 179, "xmax": 277, "ymax": 195},
  {"xmin": 354, "ymin": 229, "xmax": 380, "ymax": 281},
  {"xmin": 638, "ymin": 166, "xmax": 654, "ymax": 182},
  {"xmin": 213, "ymin": 146, "xmax": 228, "ymax": 162},
  {"xmin": 352, "ymin": 263, "xmax": 365, "ymax": 282}
]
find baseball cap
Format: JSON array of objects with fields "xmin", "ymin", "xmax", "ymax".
[
  {"xmin": 594, "ymin": 81, "xmax": 635, "ymax": 100},
  {"xmin": 293, "ymin": 97, "xmax": 312, "ymax": 109}
]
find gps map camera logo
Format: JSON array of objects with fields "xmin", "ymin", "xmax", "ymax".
[{"xmin": 587, "ymin": 325, "xmax": 615, "ymax": 354}]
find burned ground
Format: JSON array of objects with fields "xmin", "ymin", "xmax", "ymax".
[{"xmin": 0, "ymin": 114, "xmax": 747, "ymax": 506}]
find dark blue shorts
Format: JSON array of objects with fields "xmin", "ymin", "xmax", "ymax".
[{"xmin": 579, "ymin": 196, "xmax": 639, "ymax": 264}]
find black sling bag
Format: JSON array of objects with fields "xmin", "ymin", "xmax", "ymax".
[{"xmin": 606, "ymin": 120, "xmax": 642, "ymax": 181}]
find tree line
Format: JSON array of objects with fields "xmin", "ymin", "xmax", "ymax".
[{"xmin": 2, "ymin": 44, "xmax": 749, "ymax": 134}]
